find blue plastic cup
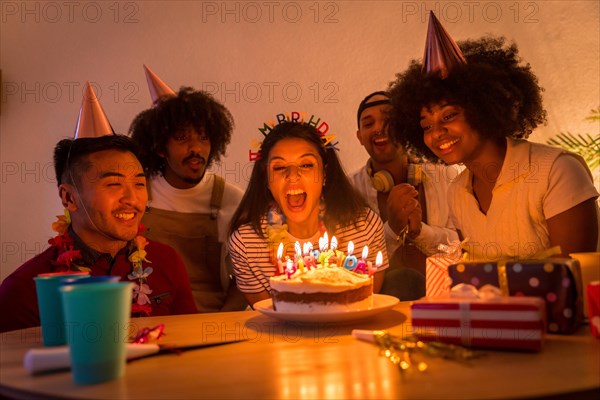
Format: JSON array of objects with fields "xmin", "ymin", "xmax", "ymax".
[
  {"xmin": 34, "ymin": 272, "xmax": 90, "ymax": 346},
  {"xmin": 60, "ymin": 281, "xmax": 133, "ymax": 385}
]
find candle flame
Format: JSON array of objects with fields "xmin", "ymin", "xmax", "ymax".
[
  {"xmin": 277, "ymin": 242, "xmax": 284, "ymax": 259},
  {"xmin": 361, "ymin": 246, "xmax": 369, "ymax": 260},
  {"xmin": 347, "ymin": 241, "xmax": 354, "ymax": 255},
  {"xmin": 295, "ymin": 241, "xmax": 302, "ymax": 256},
  {"xmin": 323, "ymin": 232, "xmax": 329, "ymax": 248},
  {"xmin": 319, "ymin": 236, "xmax": 326, "ymax": 252},
  {"xmin": 376, "ymin": 251, "xmax": 383, "ymax": 267},
  {"xmin": 330, "ymin": 236, "xmax": 338, "ymax": 251},
  {"xmin": 303, "ymin": 242, "xmax": 310, "ymax": 255}
]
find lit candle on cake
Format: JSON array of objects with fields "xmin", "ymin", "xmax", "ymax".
[
  {"xmin": 328, "ymin": 236, "xmax": 345, "ymax": 267},
  {"xmin": 319, "ymin": 233, "xmax": 328, "ymax": 252},
  {"xmin": 312, "ymin": 242, "xmax": 320, "ymax": 263},
  {"xmin": 369, "ymin": 251, "xmax": 382, "ymax": 277},
  {"xmin": 276, "ymin": 243, "xmax": 285, "ymax": 274},
  {"xmin": 286, "ymin": 258, "xmax": 296, "ymax": 279},
  {"xmin": 354, "ymin": 246, "xmax": 369, "ymax": 274},
  {"xmin": 317, "ymin": 235, "xmax": 325, "ymax": 265},
  {"xmin": 342, "ymin": 241, "xmax": 358, "ymax": 270},
  {"xmin": 295, "ymin": 241, "xmax": 305, "ymax": 272},
  {"xmin": 303, "ymin": 242, "xmax": 316, "ymax": 270},
  {"xmin": 318, "ymin": 232, "xmax": 334, "ymax": 266}
]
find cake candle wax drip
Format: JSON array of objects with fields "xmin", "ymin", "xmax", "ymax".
[
  {"xmin": 354, "ymin": 246, "xmax": 369, "ymax": 274},
  {"xmin": 342, "ymin": 241, "xmax": 358, "ymax": 271}
]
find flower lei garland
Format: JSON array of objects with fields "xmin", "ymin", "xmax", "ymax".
[
  {"xmin": 265, "ymin": 204, "xmax": 326, "ymax": 273},
  {"xmin": 49, "ymin": 209, "xmax": 154, "ymax": 316}
]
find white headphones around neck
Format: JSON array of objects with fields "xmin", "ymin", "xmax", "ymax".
[
  {"xmin": 366, "ymin": 161, "xmax": 394, "ymax": 193},
  {"xmin": 366, "ymin": 161, "xmax": 424, "ymax": 193}
]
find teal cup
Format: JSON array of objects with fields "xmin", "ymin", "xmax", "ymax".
[
  {"xmin": 60, "ymin": 275, "xmax": 121, "ymax": 286},
  {"xmin": 60, "ymin": 281, "xmax": 133, "ymax": 385},
  {"xmin": 34, "ymin": 272, "xmax": 90, "ymax": 346}
]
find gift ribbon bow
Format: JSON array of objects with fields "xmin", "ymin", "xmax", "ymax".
[
  {"xmin": 449, "ymin": 284, "xmax": 503, "ymax": 346},
  {"xmin": 437, "ymin": 237, "xmax": 470, "ymax": 259},
  {"xmin": 450, "ymin": 283, "xmax": 503, "ymax": 300}
]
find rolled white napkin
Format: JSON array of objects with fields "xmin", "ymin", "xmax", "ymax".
[{"xmin": 23, "ymin": 343, "xmax": 160, "ymax": 375}]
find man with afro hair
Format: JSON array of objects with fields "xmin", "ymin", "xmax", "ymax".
[{"xmin": 130, "ymin": 87, "xmax": 246, "ymax": 312}]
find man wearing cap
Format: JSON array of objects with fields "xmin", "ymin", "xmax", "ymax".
[
  {"xmin": 350, "ymin": 91, "xmax": 459, "ymax": 300},
  {"xmin": 0, "ymin": 84, "xmax": 197, "ymax": 333},
  {"xmin": 129, "ymin": 68, "xmax": 246, "ymax": 312}
]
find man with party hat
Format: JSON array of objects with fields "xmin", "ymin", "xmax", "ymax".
[
  {"xmin": 129, "ymin": 67, "xmax": 246, "ymax": 312},
  {"xmin": 143, "ymin": 64, "xmax": 176, "ymax": 104},
  {"xmin": 0, "ymin": 83, "xmax": 197, "ymax": 333},
  {"xmin": 350, "ymin": 90, "xmax": 459, "ymax": 300},
  {"xmin": 388, "ymin": 12, "xmax": 598, "ymax": 260}
]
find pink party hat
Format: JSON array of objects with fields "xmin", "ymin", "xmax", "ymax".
[
  {"xmin": 143, "ymin": 64, "xmax": 176, "ymax": 104},
  {"xmin": 74, "ymin": 82, "xmax": 115, "ymax": 139},
  {"xmin": 422, "ymin": 11, "xmax": 466, "ymax": 78}
]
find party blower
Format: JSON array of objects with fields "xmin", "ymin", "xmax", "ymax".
[{"xmin": 24, "ymin": 339, "xmax": 245, "ymax": 375}]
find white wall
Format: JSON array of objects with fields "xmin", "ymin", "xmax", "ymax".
[{"xmin": 1, "ymin": 0, "xmax": 599, "ymax": 279}]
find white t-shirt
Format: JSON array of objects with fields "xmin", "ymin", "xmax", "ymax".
[
  {"xmin": 448, "ymin": 138, "xmax": 599, "ymax": 259},
  {"xmin": 149, "ymin": 173, "xmax": 244, "ymax": 243},
  {"xmin": 349, "ymin": 162, "xmax": 460, "ymax": 256}
]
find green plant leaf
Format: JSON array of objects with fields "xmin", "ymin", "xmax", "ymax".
[{"xmin": 546, "ymin": 107, "xmax": 600, "ymax": 173}]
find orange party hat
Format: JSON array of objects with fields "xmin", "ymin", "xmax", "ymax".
[
  {"xmin": 143, "ymin": 64, "xmax": 176, "ymax": 104},
  {"xmin": 74, "ymin": 82, "xmax": 115, "ymax": 139},
  {"xmin": 422, "ymin": 11, "xmax": 466, "ymax": 78}
]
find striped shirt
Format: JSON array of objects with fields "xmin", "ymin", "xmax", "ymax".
[{"xmin": 227, "ymin": 208, "xmax": 389, "ymax": 294}]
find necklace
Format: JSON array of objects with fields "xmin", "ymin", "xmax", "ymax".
[{"xmin": 49, "ymin": 209, "xmax": 154, "ymax": 316}]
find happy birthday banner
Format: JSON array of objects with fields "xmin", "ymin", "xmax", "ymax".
[{"xmin": 249, "ymin": 112, "xmax": 338, "ymax": 161}]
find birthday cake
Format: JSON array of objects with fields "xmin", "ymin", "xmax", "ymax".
[{"xmin": 269, "ymin": 267, "xmax": 373, "ymax": 313}]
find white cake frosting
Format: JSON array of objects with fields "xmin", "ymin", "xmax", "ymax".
[
  {"xmin": 270, "ymin": 267, "xmax": 373, "ymax": 313},
  {"xmin": 270, "ymin": 267, "xmax": 371, "ymax": 293}
]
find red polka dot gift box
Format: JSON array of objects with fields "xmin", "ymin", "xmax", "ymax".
[{"xmin": 447, "ymin": 259, "xmax": 583, "ymax": 334}]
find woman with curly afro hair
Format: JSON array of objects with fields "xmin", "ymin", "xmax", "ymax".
[
  {"xmin": 388, "ymin": 36, "xmax": 598, "ymax": 259},
  {"xmin": 129, "ymin": 87, "xmax": 247, "ymax": 313}
]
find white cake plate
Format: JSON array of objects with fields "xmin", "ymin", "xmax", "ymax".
[{"xmin": 253, "ymin": 294, "xmax": 399, "ymax": 323}]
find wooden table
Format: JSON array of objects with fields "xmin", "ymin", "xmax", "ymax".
[{"xmin": 1, "ymin": 302, "xmax": 599, "ymax": 399}]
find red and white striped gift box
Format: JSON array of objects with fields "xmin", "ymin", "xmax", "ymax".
[
  {"xmin": 411, "ymin": 296, "xmax": 546, "ymax": 351},
  {"xmin": 426, "ymin": 254, "xmax": 459, "ymax": 297}
]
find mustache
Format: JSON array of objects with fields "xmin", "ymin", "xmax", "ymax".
[
  {"xmin": 183, "ymin": 153, "xmax": 207, "ymax": 164},
  {"xmin": 372, "ymin": 131, "xmax": 389, "ymax": 140}
]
